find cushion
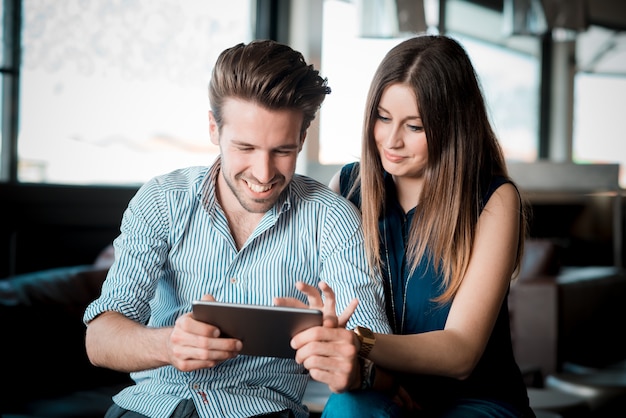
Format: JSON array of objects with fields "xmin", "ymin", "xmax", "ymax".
[
  {"xmin": 0, "ymin": 265, "xmax": 131, "ymax": 412},
  {"xmin": 517, "ymin": 239, "xmax": 561, "ymax": 281}
]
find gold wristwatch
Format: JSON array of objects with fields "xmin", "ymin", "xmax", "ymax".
[{"xmin": 354, "ymin": 326, "xmax": 376, "ymax": 358}]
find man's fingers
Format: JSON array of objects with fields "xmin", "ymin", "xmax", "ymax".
[
  {"xmin": 337, "ymin": 298, "xmax": 358, "ymax": 328},
  {"xmin": 278, "ymin": 282, "xmax": 356, "ymax": 329},
  {"xmin": 296, "ymin": 281, "xmax": 324, "ymax": 309},
  {"xmin": 317, "ymin": 281, "xmax": 338, "ymax": 321},
  {"xmin": 274, "ymin": 281, "xmax": 322, "ymax": 309},
  {"xmin": 273, "ymin": 297, "xmax": 308, "ymax": 309}
]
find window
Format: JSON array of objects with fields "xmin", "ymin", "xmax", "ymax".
[
  {"xmin": 16, "ymin": 0, "xmax": 253, "ymax": 185},
  {"xmin": 319, "ymin": 0, "xmax": 405, "ymax": 165},
  {"xmin": 451, "ymin": 34, "xmax": 540, "ymax": 162},
  {"xmin": 319, "ymin": 0, "xmax": 540, "ymax": 167},
  {"xmin": 573, "ymin": 73, "xmax": 626, "ymax": 188}
]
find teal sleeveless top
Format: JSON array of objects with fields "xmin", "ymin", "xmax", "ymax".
[{"xmin": 339, "ymin": 162, "xmax": 531, "ymax": 414}]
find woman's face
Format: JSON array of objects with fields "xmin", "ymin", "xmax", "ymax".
[{"xmin": 374, "ymin": 83, "xmax": 428, "ymax": 179}]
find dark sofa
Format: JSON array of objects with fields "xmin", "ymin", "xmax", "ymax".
[
  {"xmin": 0, "ymin": 247, "xmax": 132, "ymax": 418},
  {"xmin": 509, "ymin": 240, "xmax": 626, "ymax": 378}
]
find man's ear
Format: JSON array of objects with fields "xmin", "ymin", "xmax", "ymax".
[
  {"xmin": 209, "ymin": 111, "xmax": 219, "ymax": 146},
  {"xmin": 298, "ymin": 131, "xmax": 307, "ymax": 152}
]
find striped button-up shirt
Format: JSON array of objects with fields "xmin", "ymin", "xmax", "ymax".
[{"xmin": 83, "ymin": 158, "xmax": 390, "ymax": 418}]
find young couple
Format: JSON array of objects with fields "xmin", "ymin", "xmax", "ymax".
[{"xmin": 84, "ymin": 35, "xmax": 534, "ymax": 418}]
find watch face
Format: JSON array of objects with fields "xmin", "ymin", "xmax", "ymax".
[
  {"xmin": 355, "ymin": 326, "xmax": 375, "ymax": 358},
  {"xmin": 357, "ymin": 326, "xmax": 374, "ymax": 339}
]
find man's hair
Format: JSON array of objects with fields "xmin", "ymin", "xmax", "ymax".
[{"xmin": 209, "ymin": 39, "xmax": 331, "ymax": 137}]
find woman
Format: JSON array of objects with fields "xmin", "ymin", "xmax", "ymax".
[{"xmin": 324, "ymin": 34, "xmax": 533, "ymax": 417}]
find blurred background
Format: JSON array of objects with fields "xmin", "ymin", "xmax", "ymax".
[
  {"xmin": 1, "ymin": 0, "xmax": 625, "ymax": 273},
  {"xmin": 1, "ymin": 0, "xmax": 624, "ymax": 186}
]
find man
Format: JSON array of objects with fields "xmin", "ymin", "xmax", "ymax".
[{"xmin": 83, "ymin": 39, "xmax": 390, "ymax": 418}]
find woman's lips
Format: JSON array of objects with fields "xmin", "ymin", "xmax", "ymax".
[{"xmin": 383, "ymin": 150, "xmax": 404, "ymax": 163}]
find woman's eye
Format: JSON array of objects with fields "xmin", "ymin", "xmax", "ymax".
[
  {"xmin": 376, "ymin": 114, "xmax": 391, "ymax": 122},
  {"xmin": 407, "ymin": 124, "xmax": 423, "ymax": 132}
]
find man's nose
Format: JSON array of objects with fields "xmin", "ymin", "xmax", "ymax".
[{"xmin": 252, "ymin": 153, "xmax": 274, "ymax": 183}]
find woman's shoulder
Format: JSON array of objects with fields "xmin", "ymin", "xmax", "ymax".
[
  {"xmin": 482, "ymin": 175, "xmax": 516, "ymax": 206},
  {"xmin": 340, "ymin": 161, "xmax": 359, "ymax": 176},
  {"xmin": 490, "ymin": 174, "xmax": 510, "ymax": 188},
  {"xmin": 333, "ymin": 162, "xmax": 362, "ymax": 208},
  {"xmin": 339, "ymin": 162, "xmax": 360, "ymax": 187},
  {"xmin": 481, "ymin": 176, "xmax": 521, "ymax": 216}
]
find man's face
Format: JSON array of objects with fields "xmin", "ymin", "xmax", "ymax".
[{"xmin": 209, "ymin": 98, "xmax": 305, "ymax": 214}]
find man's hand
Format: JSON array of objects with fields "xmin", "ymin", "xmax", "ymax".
[
  {"xmin": 167, "ymin": 294, "xmax": 242, "ymax": 371},
  {"xmin": 291, "ymin": 325, "xmax": 361, "ymax": 392},
  {"xmin": 275, "ymin": 281, "xmax": 362, "ymax": 392},
  {"xmin": 274, "ymin": 281, "xmax": 358, "ymax": 328}
]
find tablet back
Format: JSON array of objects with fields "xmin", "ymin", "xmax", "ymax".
[{"xmin": 192, "ymin": 301, "xmax": 323, "ymax": 358}]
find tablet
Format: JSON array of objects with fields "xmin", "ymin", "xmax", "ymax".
[{"xmin": 192, "ymin": 301, "xmax": 323, "ymax": 358}]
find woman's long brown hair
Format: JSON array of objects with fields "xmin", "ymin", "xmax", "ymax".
[{"xmin": 350, "ymin": 35, "xmax": 528, "ymax": 304}]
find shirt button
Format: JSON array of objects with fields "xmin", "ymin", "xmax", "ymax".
[
  {"xmin": 230, "ymin": 277, "xmax": 237, "ymax": 284},
  {"xmin": 192, "ymin": 383, "xmax": 199, "ymax": 389}
]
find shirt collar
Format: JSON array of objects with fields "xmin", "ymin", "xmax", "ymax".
[{"xmin": 199, "ymin": 156, "xmax": 221, "ymax": 215}]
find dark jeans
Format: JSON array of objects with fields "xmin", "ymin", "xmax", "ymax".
[{"xmin": 105, "ymin": 399, "xmax": 295, "ymax": 418}]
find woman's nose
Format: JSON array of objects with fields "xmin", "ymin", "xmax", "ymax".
[{"xmin": 383, "ymin": 126, "xmax": 403, "ymax": 148}]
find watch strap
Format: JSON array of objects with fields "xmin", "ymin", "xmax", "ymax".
[{"xmin": 359, "ymin": 357, "xmax": 376, "ymax": 390}]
